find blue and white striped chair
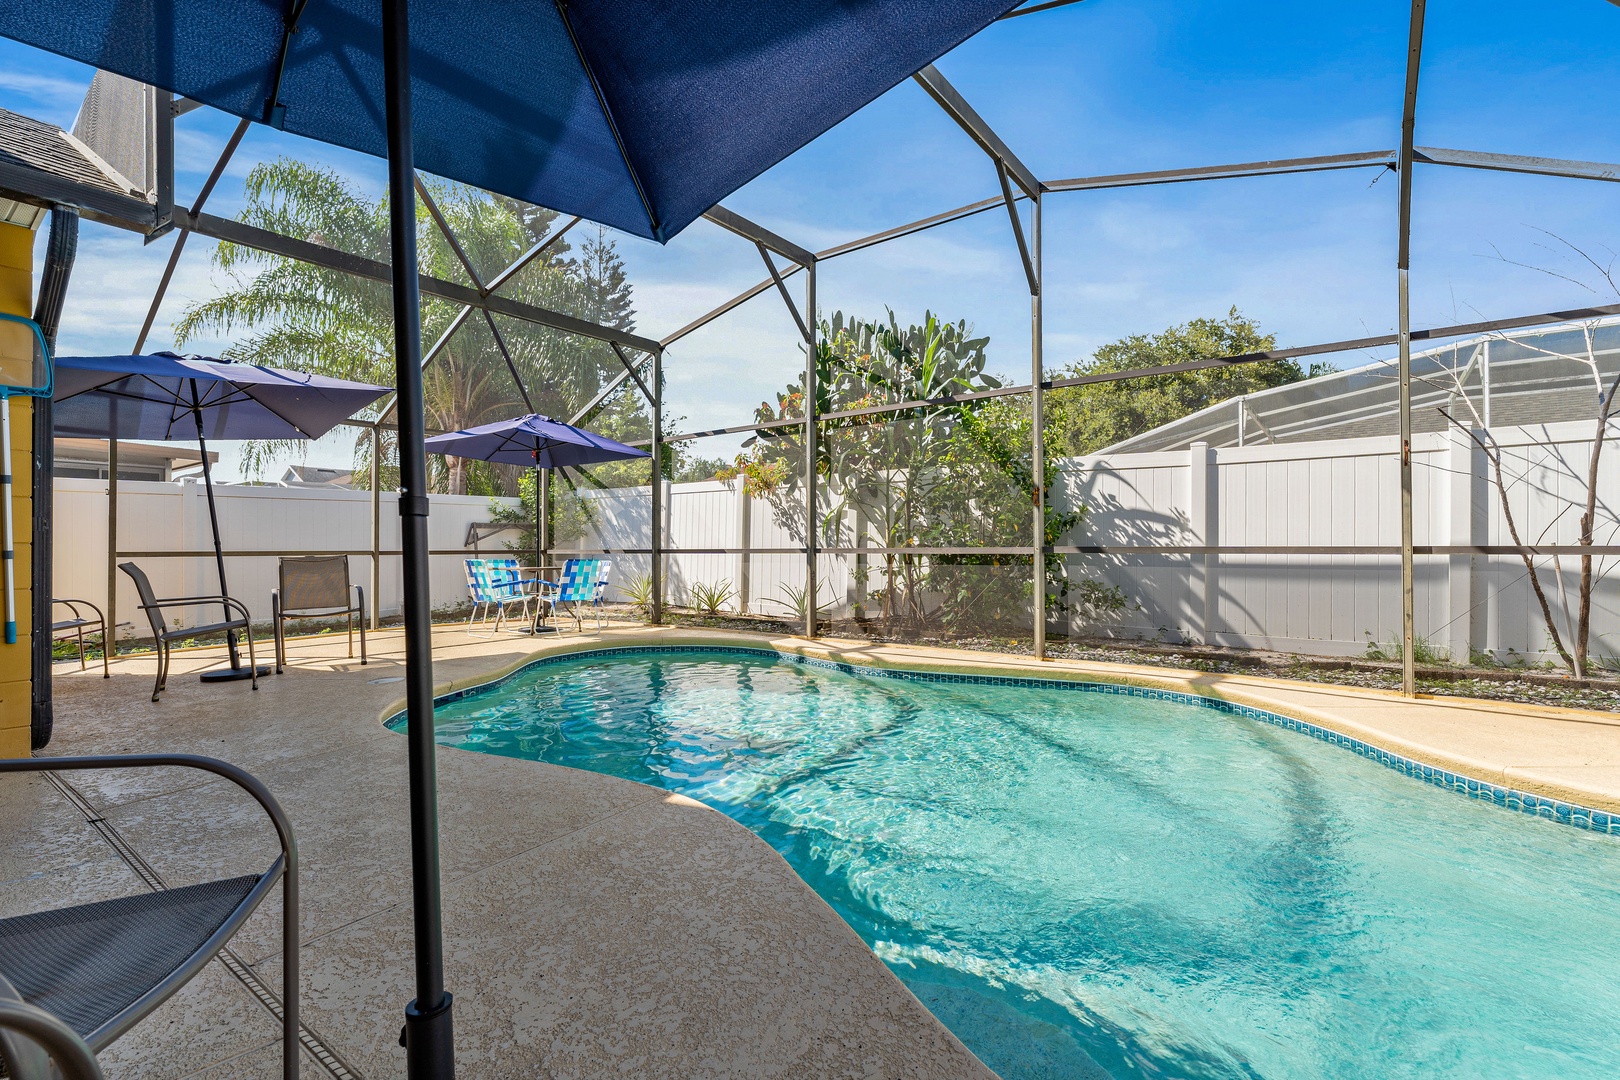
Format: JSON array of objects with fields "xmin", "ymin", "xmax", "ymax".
[
  {"xmin": 463, "ymin": 558, "xmax": 531, "ymax": 634},
  {"xmin": 591, "ymin": 561, "xmax": 613, "ymax": 630},
  {"xmin": 536, "ymin": 558, "xmax": 601, "ymax": 633}
]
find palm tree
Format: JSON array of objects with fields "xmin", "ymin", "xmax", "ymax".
[{"xmin": 176, "ymin": 158, "xmax": 632, "ymax": 493}]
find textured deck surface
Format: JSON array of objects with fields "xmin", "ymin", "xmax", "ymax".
[{"xmin": 6, "ymin": 622, "xmax": 1616, "ymax": 1077}]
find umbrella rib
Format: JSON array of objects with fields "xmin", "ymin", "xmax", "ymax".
[
  {"xmin": 239, "ymin": 387, "xmax": 320, "ymax": 437},
  {"xmin": 551, "ymin": 0, "xmax": 660, "ymax": 238}
]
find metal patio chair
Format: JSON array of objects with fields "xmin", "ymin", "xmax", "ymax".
[
  {"xmin": 271, "ymin": 555, "xmax": 366, "ymax": 673},
  {"xmin": 51, "ymin": 599, "xmax": 109, "ymax": 678},
  {"xmin": 0, "ymin": 754, "xmax": 297, "ymax": 1080},
  {"xmin": 118, "ymin": 563, "xmax": 260, "ymax": 702}
]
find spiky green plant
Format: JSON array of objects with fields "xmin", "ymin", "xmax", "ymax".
[{"xmin": 687, "ymin": 579, "xmax": 736, "ymax": 617}]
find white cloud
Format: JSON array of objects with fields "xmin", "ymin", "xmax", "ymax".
[{"xmin": 0, "ymin": 69, "xmax": 87, "ymax": 120}]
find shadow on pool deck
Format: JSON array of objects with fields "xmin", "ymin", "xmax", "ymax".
[
  {"xmin": 13, "ymin": 621, "xmax": 1620, "ymax": 1077},
  {"xmin": 5, "ymin": 625, "xmax": 997, "ymax": 1080}
]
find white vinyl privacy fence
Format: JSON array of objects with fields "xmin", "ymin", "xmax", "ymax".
[
  {"xmin": 54, "ymin": 418, "xmax": 1620, "ymax": 661},
  {"xmin": 1060, "ymin": 420, "xmax": 1620, "ymax": 661},
  {"xmin": 54, "ymin": 478, "xmax": 521, "ymax": 637}
]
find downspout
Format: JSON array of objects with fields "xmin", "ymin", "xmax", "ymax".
[{"xmin": 30, "ymin": 206, "xmax": 78, "ymax": 750}]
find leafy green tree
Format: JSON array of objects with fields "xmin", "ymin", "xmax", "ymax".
[
  {"xmin": 719, "ymin": 309, "xmax": 1092, "ymax": 633},
  {"xmin": 176, "ymin": 158, "xmax": 644, "ymax": 494},
  {"xmin": 1044, "ymin": 309, "xmax": 1313, "ymax": 455}
]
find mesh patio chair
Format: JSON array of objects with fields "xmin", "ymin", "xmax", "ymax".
[
  {"xmin": 0, "ymin": 754, "xmax": 297, "ymax": 1080},
  {"xmin": 590, "ymin": 560, "xmax": 613, "ymax": 631},
  {"xmin": 118, "ymin": 563, "xmax": 259, "ymax": 703},
  {"xmin": 51, "ymin": 599, "xmax": 109, "ymax": 678},
  {"xmin": 535, "ymin": 558, "xmax": 601, "ymax": 633},
  {"xmin": 463, "ymin": 559, "xmax": 531, "ymax": 634},
  {"xmin": 271, "ymin": 555, "xmax": 366, "ymax": 674}
]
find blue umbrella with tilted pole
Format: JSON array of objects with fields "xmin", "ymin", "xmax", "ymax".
[
  {"xmin": 54, "ymin": 351, "xmax": 389, "ymax": 680},
  {"xmin": 5, "ymin": 2, "xmax": 1023, "ymax": 1070},
  {"xmin": 426, "ymin": 413, "xmax": 649, "ymax": 595}
]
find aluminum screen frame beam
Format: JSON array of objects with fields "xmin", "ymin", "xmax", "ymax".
[
  {"xmin": 662, "ymin": 152, "xmax": 1399, "ymax": 351},
  {"xmin": 1396, "ymin": 0, "xmax": 1427, "ymax": 697},
  {"xmin": 913, "ymin": 63, "xmax": 1042, "ymax": 200},
  {"xmin": 413, "ymin": 177, "xmax": 537, "ymax": 412},
  {"xmin": 1414, "ymin": 145, "xmax": 1620, "ymax": 183},
  {"xmin": 1045, "ymin": 150, "xmax": 1398, "ymax": 192},
  {"xmin": 703, "ymin": 205, "xmax": 816, "ymax": 267},
  {"xmin": 377, "ymin": 212, "xmax": 579, "ymax": 423},
  {"xmin": 172, "ymin": 208, "xmax": 661, "ymax": 354},
  {"xmin": 133, "ymin": 116, "xmax": 250, "ymax": 352},
  {"xmin": 644, "ymin": 299, "xmax": 1620, "ymax": 445}
]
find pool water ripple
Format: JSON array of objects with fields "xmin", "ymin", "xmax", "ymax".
[{"xmin": 418, "ymin": 649, "xmax": 1620, "ymax": 1080}]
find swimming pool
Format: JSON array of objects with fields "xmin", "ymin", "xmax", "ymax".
[{"xmin": 401, "ymin": 647, "xmax": 1620, "ymax": 1079}]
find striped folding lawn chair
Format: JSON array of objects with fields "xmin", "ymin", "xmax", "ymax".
[
  {"xmin": 463, "ymin": 559, "xmax": 531, "ymax": 634},
  {"xmin": 536, "ymin": 558, "xmax": 601, "ymax": 633}
]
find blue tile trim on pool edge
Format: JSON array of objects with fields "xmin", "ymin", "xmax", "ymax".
[{"xmin": 388, "ymin": 644, "xmax": 1619, "ymax": 837}]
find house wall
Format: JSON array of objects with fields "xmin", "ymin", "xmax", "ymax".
[{"xmin": 0, "ymin": 222, "xmax": 32, "ymax": 755}]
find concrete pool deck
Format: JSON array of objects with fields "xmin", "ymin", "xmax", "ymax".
[{"xmin": 4, "ymin": 623, "xmax": 1618, "ymax": 1078}]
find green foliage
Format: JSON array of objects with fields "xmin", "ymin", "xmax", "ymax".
[
  {"xmin": 1044, "ymin": 309, "xmax": 1310, "ymax": 455},
  {"xmin": 688, "ymin": 579, "xmax": 736, "ymax": 616},
  {"xmin": 620, "ymin": 574, "xmax": 655, "ymax": 615},
  {"xmin": 722, "ymin": 309, "xmax": 1093, "ymax": 634},
  {"xmin": 764, "ymin": 582, "xmax": 836, "ymax": 623},
  {"xmin": 1363, "ymin": 631, "xmax": 1451, "ymax": 666},
  {"xmin": 674, "ymin": 456, "xmax": 728, "ymax": 483},
  {"xmin": 176, "ymin": 158, "xmax": 650, "ymax": 494},
  {"xmin": 567, "ymin": 225, "xmax": 635, "ymax": 333}
]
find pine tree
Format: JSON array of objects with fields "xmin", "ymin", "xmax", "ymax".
[
  {"xmin": 570, "ymin": 226, "xmax": 635, "ymax": 332},
  {"xmin": 492, "ymin": 195, "xmax": 571, "ymax": 261}
]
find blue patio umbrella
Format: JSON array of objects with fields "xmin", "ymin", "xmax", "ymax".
[
  {"xmin": 55, "ymin": 352, "xmax": 389, "ymax": 680},
  {"xmin": 0, "ymin": 1, "xmax": 1018, "ymax": 243},
  {"xmin": 424, "ymin": 412, "xmax": 648, "ymax": 469},
  {"xmin": 0, "ymin": 3, "xmax": 1022, "ymax": 1072},
  {"xmin": 426, "ymin": 412, "xmax": 649, "ymax": 572}
]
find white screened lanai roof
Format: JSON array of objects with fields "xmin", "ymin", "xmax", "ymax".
[{"xmin": 1104, "ymin": 318, "xmax": 1620, "ymax": 453}]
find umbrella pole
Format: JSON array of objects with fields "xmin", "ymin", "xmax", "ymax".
[
  {"xmin": 384, "ymin": 0, "xmax": 455, "ymax": 1075},
  {"xmin": 191, "ymin": 402, "xmax": 263, "ymax": 679}
]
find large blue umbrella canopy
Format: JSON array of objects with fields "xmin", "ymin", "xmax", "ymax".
[
  {"xmin": 0, "ymin": 0, "xmax": 1019, "ymax": 241},
  {"xmin": 424, "ymin": 413, "xmax": 648, "ymax": 468},
  {"xmin": 54, "ymin": 351, "xmax": 390, "ymax": 440}
]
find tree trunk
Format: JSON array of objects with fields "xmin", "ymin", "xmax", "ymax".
[
  {"xmin": 1576, "ymin": 366, "xmax": 1620, "ymax": 676},
  {"xmin": 1441, "ymin": 407, "xmax": 1575, "ymax": 671},
  {"xmin": 1491, "ymin": 445, "xmax": 1575, "ymax": 671}
]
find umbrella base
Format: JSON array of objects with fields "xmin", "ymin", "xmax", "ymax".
[{"xmin": 199, "ymin": 665, "xmax": 274, "ymax": 683}]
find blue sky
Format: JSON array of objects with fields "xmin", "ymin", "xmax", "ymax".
[{"xmin": 1, "ymin": 0, "xmax": 1617, "ymax": 478}]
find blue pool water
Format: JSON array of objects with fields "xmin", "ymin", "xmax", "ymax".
[{"xmin": 411, "ymin": 648, "xmax": 1620, "ymax": 1079}]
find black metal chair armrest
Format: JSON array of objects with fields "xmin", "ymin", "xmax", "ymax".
[
  {"xmin": 0, "ymin": 755, "xmax": 296, "ymax": 1076},
  {"xmin": 141, "ymin": 594, "xmax": 243, "ymax": 609},
  {"xmin": 52, "ymin": 599, "xmax": 105, "ymax": 624},
  {"xmin": 142, "ymin": 596, "xmax": 255, "ymax": 624}
]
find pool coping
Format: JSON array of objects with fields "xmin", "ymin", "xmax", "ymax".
[{"xmin": 381, "ymin": 626, "xmax": 1620, "ymax": 835}]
